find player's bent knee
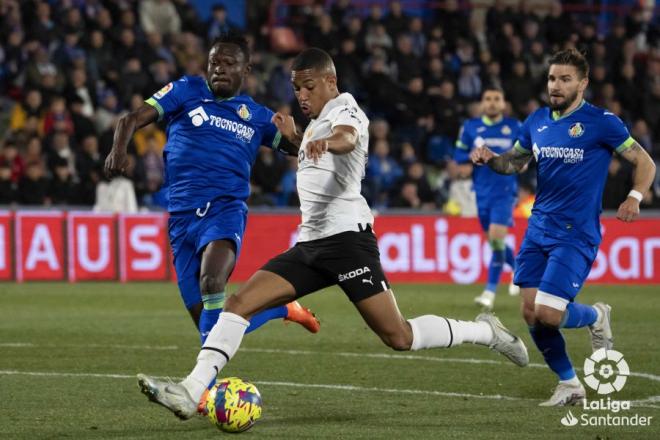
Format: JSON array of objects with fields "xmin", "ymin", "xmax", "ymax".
[
  {"xmin": 222, "ymin": 294, "xmax": 244, "ymax": 314},
  {"xmin": 521, "ymin": 304, "xmax": 536, "ymax": 326},
  {"xmin": 534, "ymin": 308, "xmax": 562, "ymax": 328},
  {"xmin": 199, "ymin": 273, "xmax": 227, "ymax": 295}
]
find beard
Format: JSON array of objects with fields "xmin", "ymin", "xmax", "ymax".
[{"xmin": 549, "ymin": 90, "xmax": 579, "ymax": 112}]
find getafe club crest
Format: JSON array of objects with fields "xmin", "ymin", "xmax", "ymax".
[
  {"xmin": 568, "ymin": 122, "xmax": 584, "ymax": 138},
  {"xmin": 237, "ymin": 104, "xmax": 252, "ymax": 121},
  {"xmin": 501, "ymin": 125, "xmax": 512, "ymax": 135}
]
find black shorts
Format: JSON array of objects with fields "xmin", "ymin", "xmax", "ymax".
[{"xmin": 261, "ymin": 225, "xmax": 390, "ymax": 303}]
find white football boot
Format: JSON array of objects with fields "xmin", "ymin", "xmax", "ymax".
[
  {"xmin": 137, "ymin": 374, "xmax": 198, "ymax": 420},
  {"xmin": 588, "ymin": 302, "xmax": 613, "ymax": 352},
  {"xmin": 474, "ymin": 290, "xmax": 495, "ymax": 310},
  {"xmin": 539, "ymin": 381, "xmax": 586, "ymax": 406},
  {"xmin": 476, "ymin": 313, "xmax": 529, "ymax": 367}
]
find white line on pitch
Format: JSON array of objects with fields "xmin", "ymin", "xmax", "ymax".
[
  {"xmin": 3, "ymin": 342, "xmax": 660, "ymax": 383},
  {"xmin": 0, "ymin": 369, "xmax": 528, "ymax": 402},
  {"xmin": 2, "ymin": 369, "xmax": 659, "ymax": 409}
]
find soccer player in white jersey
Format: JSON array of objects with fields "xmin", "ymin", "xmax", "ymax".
[{"xmin": 136, "ymin": 48, "xmax": 529, "ymax": 420}]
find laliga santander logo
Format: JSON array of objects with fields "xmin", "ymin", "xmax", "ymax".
[
  {"xmin": 583, "ymin": 348, "xmax": 629, "ymax": 395},
  {"xmin": 560, "ymin": 410, "xmax": 579, "ymax": 427}
]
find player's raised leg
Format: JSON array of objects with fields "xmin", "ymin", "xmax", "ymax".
[
  {"xmin": 353, "ymin": 287, "xmax": 528, "ymax": 366},
  {"xmin": 138, "ymin": 269, "xmax": 300, "ymax": 419}
]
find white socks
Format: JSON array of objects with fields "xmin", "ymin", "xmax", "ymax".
[
  {"xmin": 181, "ymin": 312, "xmax": 250, "ymax": 402},
  {"xmin": 408, "ymin": 315, "xmax": 494, "ymax": 350}
]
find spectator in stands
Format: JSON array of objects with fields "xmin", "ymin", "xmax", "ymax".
[
  {"xmin": 18, "ymin": 161, "xmax": 49, "ymax": 205},
  {"xmin": 307, "ymin": 13, "xmax": 336, "ymax": 54},
  {"xmin": 42, "ymin": 97, "xmax": 73, "ymax": 136},
  {"xmin": 404, "ymin": 161, "xmax": 437, "ymax": 207},
  {"xmin": 207, "ymin": 4, "xmax": 235, "ymax": 42},
  {"xmin": 23, "ymin": 136, "xmax": 45, "ymax": 166},
  {"xmin": 631, "ymin": 119, "xmax": 653, "ymax": 154},
  {"xmin": 139, "ymin": 0, "xmax": 181, "ymax": 37},
  {"xmin": 133, "ymin": 123, "xmax": 166, "ymax": 157},
  {"xmin": 47, "ymin": 130, "xmax": 76, "ymax": 178},
  {"xmin": 0, "ymin": 0, "xmax": 658, "ymax": 211},
  {"xmin": 365, "ymin": 139, "xmax": 403, "ymax": 207},
  {"xmin": 251, "ymin": 148, "xmax": 286, "ymax": 206},
  {"xmin": 390, "ymin": 180, "xmax": 423, "ymax": 209},
  {"xmin": 0, "ymin": 163, "xmax": 19, "ymax": 205},
  {"xmin": 602, "ymin": 157, "xmax": 633, "ymax": 210},
  {"xmin": 69, "ymin": 96, "xmax": 96, "ymax": 144},
  {"xmin": 0, "ymin": 140, "xmax": 24, "ymax": 184},
  {"xmin": 49, "ymin": 157, "xmax": 78, "ymax": 205},
  {"xmin": 94, "ymin": 172, "xmax": 138, "ymax": 214}
]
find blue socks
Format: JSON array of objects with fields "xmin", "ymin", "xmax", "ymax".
[
  {"xmin": 486, "ymin": 248, "xmax": 505, "ymax": 292},
  {"xmin": 560, "ymin": 302, "xmax": 598, "ymax": 328},
  {"xmin": 486, "ymin": 240, "xmax": 515, "ymax": 293},
  {"xmin": 245, "ymin": 305, "xmax": 288, "ymax": 333},
  {"xmin": 198, "ymin": 291, "xmax": 289, "ymax": 344},
  {"xmin": 505, "ymin": 245, "xmax": 515, "ymax": 268},
  {"xmin": 529, "ymin": 325, "xmax": 576, "ymax": 380}
]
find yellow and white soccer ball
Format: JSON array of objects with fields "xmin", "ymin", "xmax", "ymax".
[{"xmin": 202, "ymin": 377, "xmax": 262, "ymax": 433}]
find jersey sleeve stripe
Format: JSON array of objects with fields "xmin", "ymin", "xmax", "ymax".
[
  {"xmin": 271, "ymin": 130, "xmax": 282, "ymax": 149},
  {"xmin": 145, "ymin": 98, "xmax": 164, "ymax": 121},
  {"xmin": 615, "ymin": 136, "xmax": 635, "ymax": 153},
  {"xmin": 514, "ymin": 141, "xmax": 531, "ymax": 153},
  {"xmin": 455, "ymin": 140, "xmax": 468, "ymax": 150}
]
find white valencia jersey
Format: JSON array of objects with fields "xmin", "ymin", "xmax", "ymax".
[{"xmin": 296, "ymin": 93, "xmax": 373, "ymax": 242}]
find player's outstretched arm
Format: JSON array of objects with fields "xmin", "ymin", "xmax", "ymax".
[
  {"xmin": 305, "ymin": 125, "xmax": 358, "ymax": 164},
  {"xmin": 104, "ymin": 105, "xmax": 158, "ymax": 177},
  {"xmin": 470, "ymin": 145, "xmax": 532, "ymax": 175},
  {"xmin": 616, "ymin": 141, "xmax": 657, "ymax": 222}
]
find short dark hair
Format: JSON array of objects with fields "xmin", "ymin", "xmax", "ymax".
[
  {"xmin": 291, "ymin": 47, "xmax": 335, "ymax": 73},
  {"xmin": 211, "ymin": 31, "xmax": 250, "ymax": 62},
  {"xmin": 548, "ymin": 49, "xmax": 589, "ymax": 79},
  {"xmin": 481, "ymin": 85, "xmax": 504, "ymax": 97}
]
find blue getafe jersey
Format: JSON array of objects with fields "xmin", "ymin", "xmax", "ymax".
[
  {"xmin": 515, "ymin": 100, "xmax": 634, "ymax": 245},
  {"xmin": 145, "ymin": 76, "xmax": 281, "ymax": 212},
  {"xmin": 454, "ymin": 116, "xmax": 520, "ymax": 205}
]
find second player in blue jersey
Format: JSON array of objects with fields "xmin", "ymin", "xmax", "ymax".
[
  {"xmin": 454, "ymin": 86, "xmax": 521, "ymax": 310},
  {"xmin": 105, "ymin": 33, "xmax": 319, "ymax": 347},
  {"xmin": 471, "ymin": 49, "xmax": 656, "ymax": 406}
]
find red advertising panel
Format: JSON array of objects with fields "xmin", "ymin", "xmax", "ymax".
[
  {"xmin": 234, "ymin": 214, "xmax": 660, "ymax": 284},
  {"xmin": 118, "ymin": 213, "xmax": 168, "ymax": 281},
  {"xmin": 0, "ymin": 211, "xmax": 658, "ymax": 284},
  {"xmin": 68, "ymin": 212, "xmax": 117, "ymax": 281},
  {"xmin": 15, "ymin": 211, "xmax": 65, "ymax": 281},
  {"xmin": 0, "ymin": 211, "xmax": 12, "ymax": 280},
  {"xmin": 589, "ymin": 218, "xmax": 660, "ymax": 284}
]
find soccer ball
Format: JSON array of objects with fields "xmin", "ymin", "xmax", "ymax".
[{"xmin": 202, "ymin": 377, "xmax": 263, "ymax": 433}]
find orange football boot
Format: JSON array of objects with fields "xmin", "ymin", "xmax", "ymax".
[{"xmin": 284, "ymin": 301, "xmax": 320, "ymax": 333}]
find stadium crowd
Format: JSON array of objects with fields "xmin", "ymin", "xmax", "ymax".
[{"xmin": 0, "ymin": 0, "xmax": 659, "ymax": 212}]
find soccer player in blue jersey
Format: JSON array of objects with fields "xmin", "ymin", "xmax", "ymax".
[
  {"xmin": 454, "ymin": 86, "xmax": 521, "ymax": 310},
  {"xmin": 104, "ymin": 32, "xmax": 319, "ymax": 347},
  {"xmin": 471, "ymin": 49, "xmax": 656, "ymax": 406}
]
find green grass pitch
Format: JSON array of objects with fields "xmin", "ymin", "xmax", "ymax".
[{"xmin": 1, "ymin": 282, "xmax": 658, "ymax": 439}]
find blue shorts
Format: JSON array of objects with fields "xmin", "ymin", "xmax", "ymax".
[
  {"xmin": 513, "ymin": 229, "xmax": 598, "ymax": 302},
  {"xmin": 169, "ymin": 199, "xmax": 248, "ymax": 309},
  {"xmin": 477, "ymin": 197, "xmax": 515, "ymax": 231}
]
